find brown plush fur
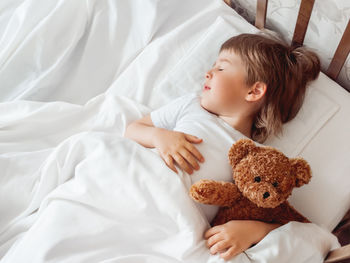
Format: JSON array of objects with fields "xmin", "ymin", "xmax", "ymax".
[{"xmin": 190, "ymin": 138, "xmax": 311, "ymax": 226}]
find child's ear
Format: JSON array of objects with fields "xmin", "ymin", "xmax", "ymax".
[{"xmin": 245, "ymin": 81, "xmax": 267, "ymax": 102}]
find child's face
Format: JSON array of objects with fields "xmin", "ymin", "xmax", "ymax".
[{"xmin": 200, "ymin": 50, "xmax": 249, "ymax": 116}]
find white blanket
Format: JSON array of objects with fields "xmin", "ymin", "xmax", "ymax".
[
  {"xmin": 0, "ymin": 0, "xmax": 215, "ymax": 104},
  {"xmin": 0, "ymin": 94, "xmax": 340, "ymax": 263}
]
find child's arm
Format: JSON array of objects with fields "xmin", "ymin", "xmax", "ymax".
[
  {"xmin": 204, "ymin": 220, "xmax": 281, "ymax": 261},
  {"xmin": 124, "ymin": 114, "xmax": 205, "ymax": 174}
]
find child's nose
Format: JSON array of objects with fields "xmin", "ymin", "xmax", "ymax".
[{"xmin": 205, "ymin": 70, "xmax": 212, "ymax": 79}]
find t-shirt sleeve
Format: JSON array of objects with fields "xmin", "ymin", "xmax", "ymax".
[{"xmin": 150, "ymin": 93, "xmax": 195, "ymax": 130}]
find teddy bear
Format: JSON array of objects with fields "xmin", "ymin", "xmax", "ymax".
[{"xmin": 190, "ymin": 138, "xmax": 311, "ymax": 226}]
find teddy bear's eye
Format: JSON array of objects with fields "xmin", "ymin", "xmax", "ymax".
[
  {"xmin": 254, "ymin": 176, "xmax": 261, "ymax": 182},
  {"xmin": 272, "ymin": 182, "xmax": 278, "ymax": 187}
]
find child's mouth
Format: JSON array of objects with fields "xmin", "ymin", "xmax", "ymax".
[{"xmin": 204, "ymin": 85, "xmax": 211, "ymax": 91}]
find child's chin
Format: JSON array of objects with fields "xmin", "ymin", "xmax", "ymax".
[
  {"xmin": 199, "ymin": 98, "xmax": 208, "ymax": 109},
  {"xmin": 200, "ymin": 100, "xmax": 215, "ymax": 114}
]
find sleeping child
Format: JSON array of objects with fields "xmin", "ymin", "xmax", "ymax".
[{"xmin": 124, "ymin": 33, "xmax": 320, "ymax": 261}]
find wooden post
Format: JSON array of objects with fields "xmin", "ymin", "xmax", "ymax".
[
  {"xmin": 326, "ymin": 19, "xmax": 350, "ymax": 81},
  {"xmin": 291, "ymin": 0, "xmax": 315, "ymax": 47},
  {"xmin": 255, "ymin": 0, "xmax": 268, "ymax": 29}
]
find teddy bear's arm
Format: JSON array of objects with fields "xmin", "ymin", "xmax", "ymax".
[
  {"xmin": 190, "ymin": 179, "xmax": 242, "ymax": 206},
  {"xmin": 275, "ymin": 202, "xmax": 310, "ymax": 224}
]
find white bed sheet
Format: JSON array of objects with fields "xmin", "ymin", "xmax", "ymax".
[{"xmin": 0, "ymin": 0, "xmax": 341, "ymax": 262}]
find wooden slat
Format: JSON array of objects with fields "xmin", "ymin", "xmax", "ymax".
[
  {"xmin": 324, "ymin": 244, "xmax": 350, "ymax": 263},
  {"xmin": 255, "ymin": 0, "xmax": 268, "ymax": 29},
  {"xmin": 326, "ymin": 19, "xmax": 350, "ymax": 81},
  {"xmin": 292, "ymin": 0, "xmax": 315, "ymax": 47},
  {"xmin": 223, "ymin": 0, "xmax": 231, "ymax": 6}
]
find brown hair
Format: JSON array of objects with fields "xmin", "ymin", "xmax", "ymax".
[{"xmin": 220, "ymin": 33, "xmax": 320, "ymax": 143}]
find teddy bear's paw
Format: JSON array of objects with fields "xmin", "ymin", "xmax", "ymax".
[{"xmin": 189, "ymin": 180, "xmax": 218, "ymax": 204}]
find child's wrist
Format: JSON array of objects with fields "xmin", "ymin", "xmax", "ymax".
[
  {"xmin": 151, "ymin": 127, "xmax": 162, "ymax": 145},
  {"xmin": 251, "ymin": 221, "xmax": 281, "ymax": 244},
  {"xmin": 151, "ymin": 127, "xmax": 167, "ymax": 147}
]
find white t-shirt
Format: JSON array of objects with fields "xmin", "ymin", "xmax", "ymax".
[{"xmin": 150, "ymin": 92, "xmax": 249, "ymax": 222}]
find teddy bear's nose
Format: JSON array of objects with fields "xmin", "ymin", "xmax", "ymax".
[{"xmin": 263, "ymin": 192, "xmax": 270, "ymax": 199}]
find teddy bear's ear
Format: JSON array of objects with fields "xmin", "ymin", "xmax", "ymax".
[
  {"xmin": 228, "ymin": 139, "xmax": 255, "ymax": 167},
  {"xmin": 290, "ymin": 158, "xmax": 312, "ymax": 187}
]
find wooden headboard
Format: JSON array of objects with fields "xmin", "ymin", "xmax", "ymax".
[
  {"xmin": 223, "ymin": 0, "xmax": 350, "ymax": 262},
  {"xmin": 224, "ymin": 0, "xmax": 350, "ymax": 91}
]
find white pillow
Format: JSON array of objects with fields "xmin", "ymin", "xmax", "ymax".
[
  {"xmin": 286, "ymin": 73, "xmax": 350, "ymax": 231},
  {"xmin": 152, "ymin": 16, "xmax": 350, "ymax": 231}
]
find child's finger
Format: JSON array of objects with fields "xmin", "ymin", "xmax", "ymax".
[
  {"xmin": 185, "ymin": 142, "xmax": 205, "ymax": 163},
  {"xmin": 184, "ymin": 133, "xmax": 203, "ymax": 144},
  {"xmin": 164, "ymin": 154, "xmax": 177, "ymax": 174},
  {"xmin": 220, "ymin": 246, "xmax": 238, "ymax": 261},
  {"xmin": 204, "ymin": 226, "xmax": 221, "ymax": 239},
  {"xmin": 206, "ymin": 233, "xmax": 224, "ymax": 248},
  {"xmin": 210, "ymin": 240, "xmax": 229, "ymax": 255},
  {"xmin": 173, "ymin": 152, "xmax": 193, "ymax": 175},
  {"xmin": 179, "ymin": 148, "xmax": 200, "ymax": 171}
]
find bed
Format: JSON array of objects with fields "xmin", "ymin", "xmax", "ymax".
[{"xmin": 0, "ymin": 0, "xmax": 349, "ymax": 262}]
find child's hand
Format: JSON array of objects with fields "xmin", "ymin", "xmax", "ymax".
[
  {"xmin": 153, "ymin": 128, "xmax": 204, "ymax": 174},
  {"xmin": 204, "ymin": 220, "xmax": 281, "ymax": 261}
]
